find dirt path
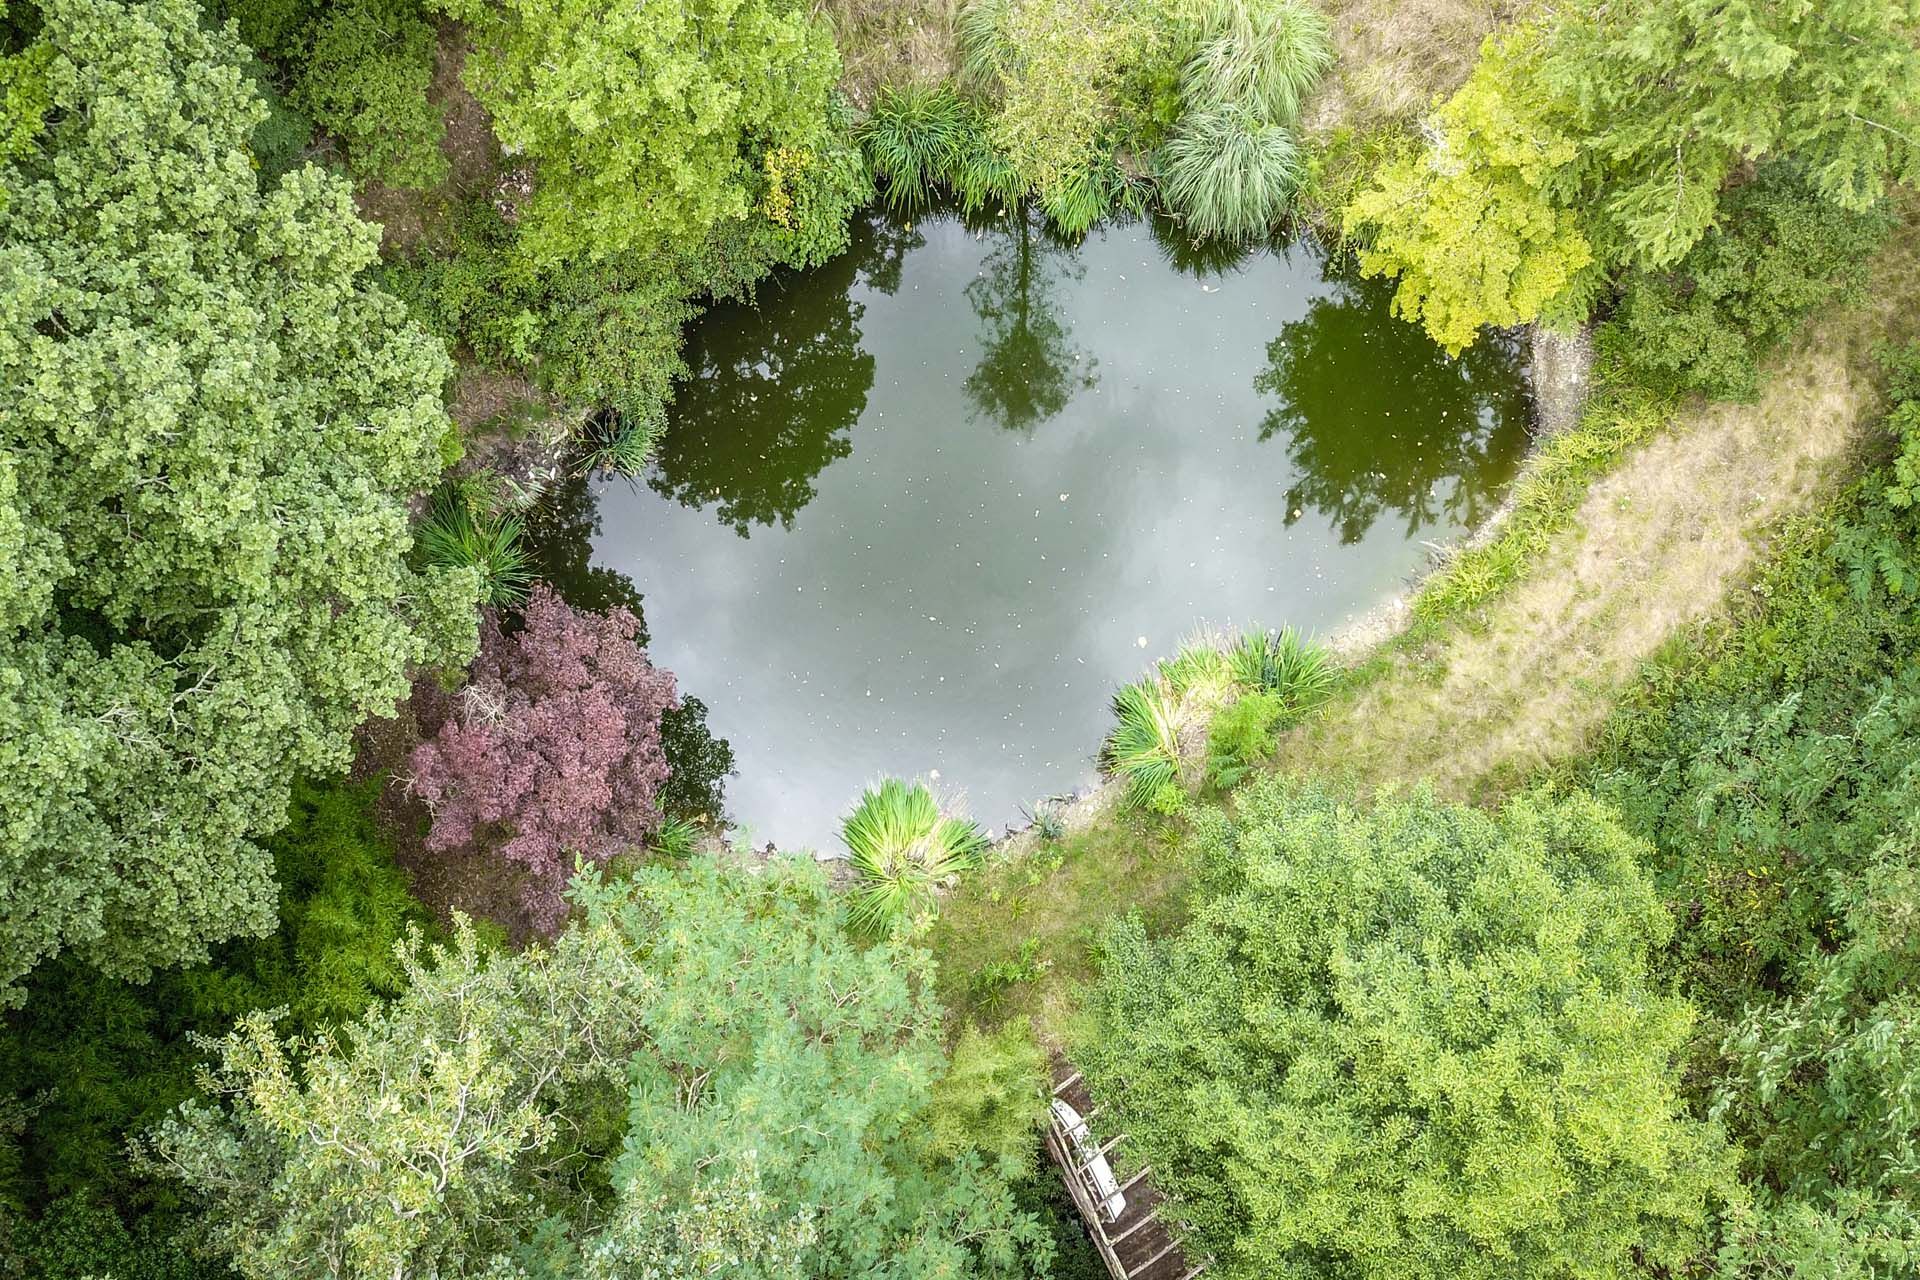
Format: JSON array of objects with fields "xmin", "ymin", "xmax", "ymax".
[{"xmin": 1274, "ymin": 226, "xmax": 1920, "ymax": 799}]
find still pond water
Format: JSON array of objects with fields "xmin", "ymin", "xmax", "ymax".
[{"xmin": 543, "ymin": 208, "xmax": 1533, "ymax": 849}]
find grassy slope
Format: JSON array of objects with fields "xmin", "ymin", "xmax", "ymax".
[{"xmin": 935, "ymin": 217, "xmax": 1920, "ymax": 1044}]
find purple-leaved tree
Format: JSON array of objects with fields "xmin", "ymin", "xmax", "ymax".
[{"xmin": 408, "ymin": 585, "xmax": 676, "ymax": 931}]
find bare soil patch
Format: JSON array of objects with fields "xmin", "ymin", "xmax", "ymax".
[{"xmin": 355, "ymin": 22, "xmax": 501, "ymax": 254}]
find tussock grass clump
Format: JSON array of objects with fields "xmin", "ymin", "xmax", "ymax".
[
  {"xmin": 416, "ymin": 487, "xmax": 532, "ymax": 608},
  {"xmin": 1161, "ymin": 633, "xmax": 1235, "ymax": 703},
  {"xmin": 649, "ymin": 816, "xmax": 701, "ymax": 859},
  {"xmin": 1228, "ymin": 626, "xmax": 1338, "ymax": 717},
  {"xmin": 1104, "ymin": 678, "xmax": 1186, "ymax": 810},
  {"xmin": 1158, "ymin": 0, "xmax": 1331, "ymax": 241},
  {"xmin": 861, "ymin": 84, "xmax": 972, "ymax": 209},
  {"xmin": 576, "ymin": 409, "xmax": 658, "ymax": 478},
  {"xmin": 1160, "ymin": 105, "xmax": 1302, "ymax": 241},
  {"xmin": 1181, "ymin": 0, "xmax": 1334, "ymax": 123},
  {"xmin": 842, "ymin": 778, "xmax": 989, "ymax": 934}
]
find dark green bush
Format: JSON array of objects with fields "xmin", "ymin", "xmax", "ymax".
[
  {"xmin": 1602, "ymin": 165, "xmax": 1895, "ymax": 402},
  {"xmin": 388, "ymin": 106, "xmax": 867, "ymax": 468},
  {"xmin": 1, "ymin": 1193, "xmax": 227, "ymax": 1280},
  {"xmin": 292, "ymin": 0, "xmax": 447, "ymax": 190},
  {"xmin": 0, "ymin": 778, "xmax": 425, "ymax": 1206}
]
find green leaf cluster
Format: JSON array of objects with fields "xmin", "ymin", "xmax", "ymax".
[
  {"xmin": 1346, "ymin": 0, "xmax": 1920, "ymax": 350},
  {"xmin": 290, "ymin": 0, "xmax": 447, "ymax": 190},
  {"xmin": 429, "ymin": 0, "xmax": 854, "ymax": 268},
  {"xmin": 387, "ymin": 91, "xmax": 868, "ymax": 462},
  {"xmin": 148, "ymin": 859, "xmax": 1054, "ymax": 1280},
  {"xmin": 945, "ymin": 0, "xmax": 1331, "ymax": 237},
  {"xmin": 0, "ymin": 0, "xmax": 476, "ymax": 1003},
  {"xmin": 1603, "ymin": 164, "xmax": 1897, "ymax": 402},
  {"xmin": 1081, "ymin": 781, "xmax": 1734, "ymax": 1280}
]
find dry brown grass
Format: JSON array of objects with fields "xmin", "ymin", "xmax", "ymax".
[
  {"xmin": 1274, "ymin": 221, "xmax": 1920, "ymax": 800},
  {"xmin": 1303, "ymin": 0, "xmax": 1524, "ymax": 133},
  {"xmin": 819, "ymin": 0, "xmax": 961, "ymax": 107}
]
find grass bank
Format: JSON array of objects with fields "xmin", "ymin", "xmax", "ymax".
[{"xmin": 934, "ymin": 215, "xmax": 1920, "ymax": 1044}]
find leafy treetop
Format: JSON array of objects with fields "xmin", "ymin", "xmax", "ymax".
[
  {"xmin": 0, "ymin": 0, "xmax": 476, "ymax": 1004},
  {"xmin": 432, "ymin": 0, "xmax": 851, "ymax": 267},
  {"xmin": 148, "ymin": 858, "xmax": 1055, "ymax": 1280},
  {"xmin": 1082, "ymin": 780, "xmax": 1735, "ymax": 1280}
]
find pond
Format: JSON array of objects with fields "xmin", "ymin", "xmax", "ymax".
[{"xmin": 535, "ymin": 207, "xmax": 1534, "ymax": 849}]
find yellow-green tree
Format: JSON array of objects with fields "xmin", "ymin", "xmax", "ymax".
[
  {"xmin": 1348, "ymin": 0, "xmax": 1920, "ymax": 349},
  {"xmin": 435, "ymin": 0, "xmax": 857, "ymax": 266}
]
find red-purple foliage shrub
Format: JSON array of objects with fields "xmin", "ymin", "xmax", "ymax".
[{"xmin": 407, "ymin": 585, "xmax": 676, "ymax": 932}]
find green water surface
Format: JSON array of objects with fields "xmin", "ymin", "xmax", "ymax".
[{"xmin": 552, "ymin": 208, "xmax": 1533, "ymax": 847}]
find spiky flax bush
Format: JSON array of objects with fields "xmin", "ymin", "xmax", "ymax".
[
  {"xmin": 1227, "ymin": 626, "xmax": 1336, "ymax": 718},
  {"xmin": 415, "ymin": 486, "xmax": 532, "ymax": 607},
  {"xmin": 841, "ymin": 778, "xmax": 989, "ymax": 934},
  {"xmin": 1104, "ymin": 678, "xmax": 1185, "ymax": 809}
]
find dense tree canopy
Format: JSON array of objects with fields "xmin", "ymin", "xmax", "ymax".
[
  {"xmin": 1348, "ymin": 0, "xmax": 1920, "ymax": 348},
  {"xmin": 1585, "ymin": 355, "xmax": 1920, "ymax": 1274},
  {"xmin": 432, "ymin": 0, "xmax": 860, "ymax": 266},
  {"xmin": 0, "ymin": 0, "xmax": 475, "ymax": 1005},
  {"xmin": 149, "ymin": 859, "xmax": 1053, "ymax": 1280},
  {"xmin": 1083, "ymin": 780, "xmax": 1733, "ymax": 1280},
  {"xmin": 408, "ymin": 585, "xmax": 678, "ymax": 933}
]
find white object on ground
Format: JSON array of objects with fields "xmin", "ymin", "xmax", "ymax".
[{"xmin": 1052, "ymin": 1098, "xmax": 1126, "ymax": 1221}]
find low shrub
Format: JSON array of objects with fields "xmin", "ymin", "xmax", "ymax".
[
  {"xmin": 927, "ymin": 1022, "xmax": 1048, "ymax": 1171},
  {"xmin": 1204, "ymin": 689, "xmax": 1283, "ymax": 788},
  {"xmin": 293, "ymin": 0, "xmax": 447, "ymax": 190}
]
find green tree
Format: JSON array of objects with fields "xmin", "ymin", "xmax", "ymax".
[
  {"xmin": 1082, "ymin": 780, "xmax": 1734, "ymax": 1280},
  {"xmin": 292, "ymin": 0, "xmax": 448, "ymax": 190},
  {"xmin": 1348, "ymin": 1, "xmax": 1920, "ymax": 349},
  {"xmin": 431, "ymin": 0, "xmax": 858, "ymax": 267},
  {"xmin": 147, "ymin": 859, "xmax": 1053, "ymax": 1280},
  {"xmin": 0, "ymin": 0, "xmax": 477, "ymax": 1004},
  {"xmin": 1344, "ymin": 31, "xmax": 1595, "ymax": 353}
]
